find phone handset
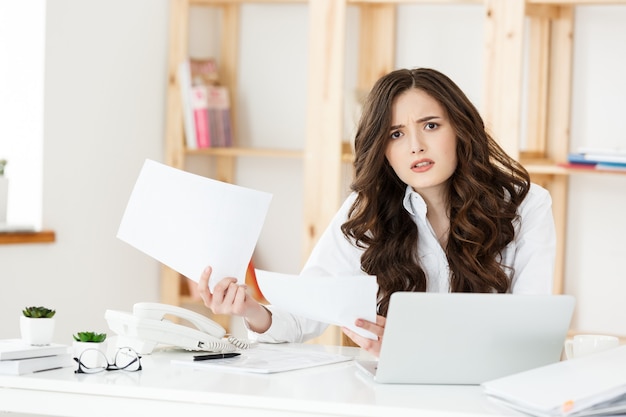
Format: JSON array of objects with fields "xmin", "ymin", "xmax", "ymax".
[
  {"xmin": 104, "ymin": 302, "xmax": 253, "ymax": 354},
  {"xmin": 132, "ymin": 302, "xmax": 226, "ymax": 338}
]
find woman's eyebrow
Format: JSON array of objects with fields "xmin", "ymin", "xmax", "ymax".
[
  {"xmin": 391, "ymin": 115, "xmax": 441, "ymax": 130},
  {"xmin": 416, "ymin": 115, "xmax": 441, "ymax": 123}
]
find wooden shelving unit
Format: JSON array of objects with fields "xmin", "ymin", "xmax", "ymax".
[
  {"xmin": 163, "ymin": 0, "xmax": 626, "ymax": 341},
  {"xmin": 481, "ymin": 0, "xmax": 626, "ymax": 295}
]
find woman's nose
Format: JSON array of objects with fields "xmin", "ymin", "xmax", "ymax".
[{"xmin": 410, "ymin": 134, "xmax": 424, "ymax": 154}]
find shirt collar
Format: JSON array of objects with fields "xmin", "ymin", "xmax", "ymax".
[{"xmin": 402, "ymin": 185, "xmax": 428, "ymax": 220}]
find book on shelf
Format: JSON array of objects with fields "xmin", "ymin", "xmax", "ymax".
[
  {"xmin": 206, "ymin": 85, "xmax": 233, "ymax": 147},
  {"xmin": 566, "ymin": 152, "xmax": 626, "ymax": 171},
  {"xmin": 178, "ymin": 57, "xmax": 233, "ymax": 149},
  {"xmin": 0, "ymin": 353, "xmax": 74, "ymax": 375},
  {"xmin": 576, "ymin": 147, "xmax": 626, "ymax": 158},
  {"xmin": 482, "ymin": 345, "xmax": 626, "ymax": 417},
  {"xmin": 0, "ymin": 339, "xmax": 70, "ymax": 361},
  {"xmin": 569, "ymin": 147, "xmax": 626, "ymax": 165},
  {"xmin": 189, "ymin": 58, "xmax": 219, "ymax": 86},
  {"xmin": 177, "ymin": 60, "xmax": 197, "ymax": 150},
  {"xmin": 191, "ymin": 85, "xmax": 211, "ymax": 148}
]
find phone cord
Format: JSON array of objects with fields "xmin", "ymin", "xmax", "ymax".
[{"xmin": 227, "ymin": 336, "xmax": 252, "ymax": 350}]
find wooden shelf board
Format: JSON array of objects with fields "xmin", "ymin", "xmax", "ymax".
[
  {"xmin": 0, "ymin": 230, "xmax": 56, "ymax": 245},
  {"xmin": 186, "ymin": 147, "xmax": 303, "ymax": 159}
]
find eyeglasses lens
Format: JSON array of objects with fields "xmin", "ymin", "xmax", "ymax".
[
  {"xmin": 77, "ymin": 349, "xmax": 108, "ymax": 374},
  {"xmin": 114, "ymin": 347, "xmax": 141, "ymax": 371}
]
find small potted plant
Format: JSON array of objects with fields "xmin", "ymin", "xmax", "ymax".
[
  {"xmin": 72, "ymin": 331, "xmax": 108, "ymax": 368},
  {"xmin": 20, "ymin": 306, "xmax": 56, "ymax": 346}
]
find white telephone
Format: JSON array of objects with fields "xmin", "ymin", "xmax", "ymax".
[{"xmin": 104, "ymin": 302, "xmax": 251, "ymax": 355}]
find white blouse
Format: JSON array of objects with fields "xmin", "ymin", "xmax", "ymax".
[{"xmin": 250, "ymin": 183, "xmax": 556, "ymax": 343}]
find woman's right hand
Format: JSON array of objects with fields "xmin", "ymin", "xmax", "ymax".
[{"xmin": 198, "ymin": 266, "xmax": 272, "ymax": 333}]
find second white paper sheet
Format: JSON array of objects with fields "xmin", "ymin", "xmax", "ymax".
[
  {"xmin": 117, "ymin": 159, "xmax": 272, "ymax": 289},
  {"xmin": 255, "ymin": 270, "xmax": 379, "ymax": 340}
]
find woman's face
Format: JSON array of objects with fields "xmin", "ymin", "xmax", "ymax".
[{"xmin": 384, "ymin": 88, "xmax": 458, "ymax": 199}]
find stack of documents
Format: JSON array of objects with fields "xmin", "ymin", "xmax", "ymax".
[{"xmin": 482, "ymin": 345, "xmax": 626, "ymax": 417}]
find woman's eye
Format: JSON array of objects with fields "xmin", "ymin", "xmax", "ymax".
[
  {"xmin": 390, "ymin": 130, "xmax": 402, "ymax": 139},
  {"xmin": 425, "ymin": 122, "xmax": 438, "ymax": 130}
]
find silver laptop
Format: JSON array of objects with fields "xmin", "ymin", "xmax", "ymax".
[{"xmin": 355, "ymin": 292, "xmax": 575, "ymax": 385}]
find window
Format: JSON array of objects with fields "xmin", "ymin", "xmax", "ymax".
[{"xmin": 0, "ymin": 1, "xmax": 45, "ymax": 229}]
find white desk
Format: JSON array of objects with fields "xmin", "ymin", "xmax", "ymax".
[{"xmin": 0, "ymin": 343, "xmax": 522, "ymax": 417}]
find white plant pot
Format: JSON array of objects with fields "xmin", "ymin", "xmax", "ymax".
[
  {"xmin": 20, "ymin": 316, "xmax": 55, "ymax": 346},
  {"xmin": 0, "ymin": 177, "xmax": 7, "ymax": 223},
  {"xmin": 73, "ymin": 341, "xmax": 109, "ymax": 369}
]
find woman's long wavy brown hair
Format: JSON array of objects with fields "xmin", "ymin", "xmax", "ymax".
[{"xmin": 341, "ymin": 68, "xmax": 530, "ymax": 316}]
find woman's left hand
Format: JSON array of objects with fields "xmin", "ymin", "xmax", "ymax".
[{"xmin": 342, "ymin": 315, "xmax": 386, "ymax": 357}]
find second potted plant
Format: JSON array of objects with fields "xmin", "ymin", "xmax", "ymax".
[{"xmin": 72, "ymin": 331, "xmax": 108, "ymax": 368}]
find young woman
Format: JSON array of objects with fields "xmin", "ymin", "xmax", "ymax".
[{"xmin": 198, "ymin": 68, "xmax": 556, "ymax": 357}]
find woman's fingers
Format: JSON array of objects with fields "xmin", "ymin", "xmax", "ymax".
[
  {"xmin": 341, "ymin": 315, "xmax": 387, "ymax": 357},
  {"xmin": 198, "ymin": 266, "xmax": 213, "ymax": 306},
  {"xmin": 197, "ymin": 266, "xmax": 252, "ymax": 317},
  {"xmin": 210, "ymin": 277, "xmax": 238, "ymax": 310},
  {"xmin": 342, "ymin": 326, "xmax": 382, "ymax": 357},
  {"xmin": 355, "ymin": 315, "xmax": 386, "ymax": 339}
]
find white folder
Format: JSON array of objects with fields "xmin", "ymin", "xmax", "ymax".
[{"xmin": 482, "ymin": 345, "xmax": 626, "ymax": 417}]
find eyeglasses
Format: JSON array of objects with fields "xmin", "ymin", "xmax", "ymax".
[{"xmin": 74, "ymin": 346, "xmax": 142, "ymax": 374}]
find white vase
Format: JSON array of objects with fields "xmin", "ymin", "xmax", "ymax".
[
  {"xmin": 20, "ymin": 316, "xmax": 55, "ymax": 346},
  {"xmin": 73, "ymin": 341, "xmax": 109, "ymax": 369},
  {"xmin": 0, "ymin": 177, "xmax": 7, "ymax": 224}
]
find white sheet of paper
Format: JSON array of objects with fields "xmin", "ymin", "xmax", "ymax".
[
  {"xmin": 255, "ymin": 270, "xmax": 379, "ymax": 340},
  {"xmin": 117, "ymin": 159, "xmax": 272, "ymax": 289},
  {"xmin": 172, "ymin": 344, "xmax": 352, "ymax": 374}
]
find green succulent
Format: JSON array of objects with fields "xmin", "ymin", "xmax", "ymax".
[
  {"xmin": 22, "ymin": 306, "xmax": 56, "ymax": 318},
  {"xmin": 73, "ymin": 331, "xmax": 107, "ymax": 343},
  {"xmin": 0, "ymin": 159, "xmax": 6, "ymax": 176}
]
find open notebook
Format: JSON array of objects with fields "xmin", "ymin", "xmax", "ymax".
[{"xmin": 356, "ymin": 292, "xmax": 575, "ymax": 384}]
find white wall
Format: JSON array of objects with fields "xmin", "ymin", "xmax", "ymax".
[
  {"xmin": 0, "ymin": 3, "xmax": 624, "ymax": 344},
  {"xmin": 0, "ymin": 0, "xmax": 168, "ymax": 342},
  {"xmin": 564, "ymin": 6, "xmax": 626, "ymax": 334}
]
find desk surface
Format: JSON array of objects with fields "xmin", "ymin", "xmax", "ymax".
[{"xmin": 0, "ymin": 343, "xmax": 522, "ymax": 417}]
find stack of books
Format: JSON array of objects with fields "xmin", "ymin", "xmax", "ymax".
[
  {"xmin": 0, "ymin": 339, "xmax": 73, "ymax": 375},
  {"xmin": 565, "ymin": 147, "xmax": 626, "ymax": 171},
  {"xmin": 178, "ymin": 57, "xmax": 234, "ymax": 150}
]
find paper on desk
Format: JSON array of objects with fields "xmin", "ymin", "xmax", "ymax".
[
  {"xmin": 482, "ymin": 345, "xmax": 626, "ymax": 417},
  {"xmin": 255, "ymin": 270, "xmax": 378, "ymax": 340},
  {"xmin": 172, "ymin": 344, "xmax": 353, "ymax": 374},
  {"xmin": 117, "ymin": 159, "xmax": 272, "ymax": 289}
]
